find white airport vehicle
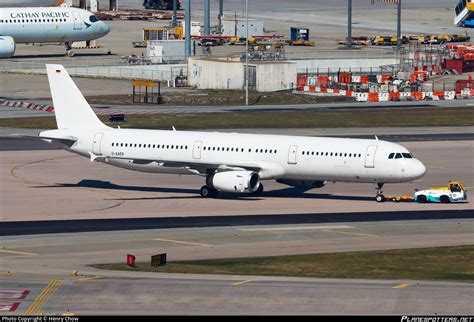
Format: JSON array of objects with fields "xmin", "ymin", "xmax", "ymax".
[
  {"xmin": 415, "ymin": 181, "xmax": 468, "ymax": 203},
  {"xmin": 0, "ymin": 6, "xmax": 110, "ymax": 58},
  {"xmin": 23, "ymin": 64, "xmax": 427, "ymax": 201}
]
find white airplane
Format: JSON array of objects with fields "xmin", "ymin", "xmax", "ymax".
[
  {"xmin": 0, "ymin": 6, "xmax": 110, "ymax": 58},
  {"xmin": 30, "ymin": 64, "xmax": 426, "ymax": 202}
]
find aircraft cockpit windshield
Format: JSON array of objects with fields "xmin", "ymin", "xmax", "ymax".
[
  {"xmin": 89, "ymin": 15, "xmax": 99, "ymax": 23},
  {"xmin": 388, "ymin": 152, "xmax": 414, "ymax": 159}
]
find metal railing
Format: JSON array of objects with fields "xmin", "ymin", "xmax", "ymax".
[{"xmin": 0, "ymin": 49, "xmax": 403, "ymax": 82}]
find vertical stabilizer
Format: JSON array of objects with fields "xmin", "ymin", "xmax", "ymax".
[{"xmin": 46, "ymin": 64, "xmax": 108, "ymax": 130}]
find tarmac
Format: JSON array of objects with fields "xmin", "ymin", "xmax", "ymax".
[
  {"xmin": 0, "ymin": 0, "xmax": 473, "ymax": 315},
  {"xmin": 1, "ymin": 217, "xmax": 473, "ymax": 315},
  {"xmin": 1, "ymin": 139, "xmax": 473, "ymax": 223}
]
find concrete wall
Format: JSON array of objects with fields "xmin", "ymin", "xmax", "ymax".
[
  {"xmin": 188, "ymin": 58, "xmax": 245, "ymax": 90},
  {"xmin": 188, "ymin": 58, "xmax": 297, "ymax": 92},
  {"xmin": 292, "ymin": 58, "xmax": 400, "ymax": 73},
  {"xmin": 255, "ymin": 62, "xmax": 297, "ymax": 92}
]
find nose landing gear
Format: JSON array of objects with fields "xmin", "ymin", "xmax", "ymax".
[
  {"xmin": 374, "ymin": 182, "xmax": 385, "ymax": 202},
  {"xmin": 65, "ymin": 42, "xmax": 75, "ymax": 57}
]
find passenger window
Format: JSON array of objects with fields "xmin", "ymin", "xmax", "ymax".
[
  {"xmin": 395, "ymin": 153, "xmax": 402, "ymax": 159},
  {"xmin": 389, "ymin": 153, "xmax": 395, "ymax": 159},
  {"xmin": 112, "ymin": 143, "xmax": 114, "ymax": 146}
]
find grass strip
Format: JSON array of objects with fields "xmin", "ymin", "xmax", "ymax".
[
  {"xmin": 0, "ymin": 107, "xmax": 473, "ymax": 130},
  {"xmin": 92, "ymin": 245, "xmax": 474, "ymax": 282}
]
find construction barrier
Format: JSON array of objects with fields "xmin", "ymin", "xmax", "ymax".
[{"xmin": 297, "ymin": 86, "xmax": 474, "ymax": 102}]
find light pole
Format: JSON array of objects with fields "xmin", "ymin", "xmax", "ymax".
[
  {"xmin": 245, "ymin": 0, "xmax": 249, "ymax": 106},
  {"xmin": 397, "ymin": 0, "xmax": 402, "ymax": 50}
]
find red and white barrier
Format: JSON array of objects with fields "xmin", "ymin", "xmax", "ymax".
[
  {"xmin": 0, "ymin": 99, "xmax": 54, "ymax": 112},
  {"xmin": 297, "ymin": 86, "xmax": 474, "ymax": 102}
]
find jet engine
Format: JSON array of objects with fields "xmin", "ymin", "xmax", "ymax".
[
  {"xmin": 207, "ymin": 170, "xmax": 261, "ymax": 193},
  {"xmin": 276, "ymin": 179, "xmax": 327, "ymax": 189},
  {"xmin": 0, "ymin": 36, "xmax": 15, "ymax": 59}
]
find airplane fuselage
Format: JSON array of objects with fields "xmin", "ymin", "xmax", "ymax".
[
  {"xmin": 0, "ymin": 7, "xmax": 109, "ymax": 43},
  {"xmin": 45, "ymin": 128, "xmax": 426, "ymax": 184}
]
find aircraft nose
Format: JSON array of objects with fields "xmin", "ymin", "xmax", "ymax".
[
  {"xmin": 412, "ymin": 160, "xmax": 426, "ymax": 180},
  {"xmin": 101, "ymin": 22, "xmax": 110, "ymax": 36}
]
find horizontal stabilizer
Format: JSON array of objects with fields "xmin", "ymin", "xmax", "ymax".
[{"xmin": 10, "ymin": 134, "xmax": 77, "ymax": 146}]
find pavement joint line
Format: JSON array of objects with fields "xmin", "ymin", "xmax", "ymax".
[
  {"xmin": 426, "ymin": 165, "xmax": 446, "ymax": 169},
  {"xmin": 232, "ymin": 280, "xmax": 253, "ymax": 286},
  {"xmin": 393, "ymin": 283, "xmax": 411, "ymax": 289},
  {"xmin": 8, "ymin": 238, "xmax": 157, "ymax": 249},
  {"xmin": 321, "ymin": 229, "xmax": 378, "ymax": 237},
  {"xmin": 0, "ymin": 249, "xmax": 39, "ymax": 256},
  {"xmin": 25, "ymin": 279, "xmax": 63, "ymax": 316},
  {"xmin": 76, "ymin": 275, "xmax": 104, "ymax": 282},
  {"xmin": 238, "ymin": 225, "xmax": 355, "ymax": 232},
  {"xmin": 152, "ymin": 237, "xmax": 213, "ymax": 247}
]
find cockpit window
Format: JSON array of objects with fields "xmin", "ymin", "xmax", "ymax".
[
  {"xmin": 395, "ymin": 153, "xmax": 402, "ymax": 159},
  {"xmin": 402, "ymin": 153, "xmax": 413, "ymax": 159},
  {"xmin": 89, "ymin": 15, "xmax": 99, "ymax": 23},
  {"xmin": 388, "ymin": 153, "xmax": 395, "ymax": 159}
]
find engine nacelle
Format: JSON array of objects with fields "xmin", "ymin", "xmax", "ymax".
[
  {"xmin": 0, "ymin": 36, "xmax": 15, "ymax": 59},
  {"xmin": 207, "ymin": 171, "xmax": 260, "ymax": 193},
  {"xmin": 276, "ymin": 179, "xmax": 327, "ymax": 189}
]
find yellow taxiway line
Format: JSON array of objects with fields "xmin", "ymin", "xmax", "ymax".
[
  {"xmin": 393, "ymin": 283, "xmax": 410, "ymax": 289},
  {"xmin": 76, "ymin": 275, "xmax": 104, "ymax": 282},
  {"xmin": 0, "ymin": 249, "xmax": 39, "ymax": 256},
  {"xmin": 25, "ymin": 279, "xmax": 64, "ymax": 315},
  {"xmin": 152, "ymin": 237, "xmax": 212, "ymax": 247},
  {"xmin": 232, "ymin": 280, "xmax": 253, "ymax": 286}
]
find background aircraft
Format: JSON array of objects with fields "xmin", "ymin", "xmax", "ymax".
[{"xmin": 0, "ymin": 6, "xmax": 110, "ymax": 57}]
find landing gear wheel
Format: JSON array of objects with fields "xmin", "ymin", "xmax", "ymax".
[
  {"xmin": 253, "ymin": 183, "xmax": 264, "ymax": 194},
  {"xmin": 66, "ymin": 50, "xmax": 75, "ymax": 57},
  {"xmin": 200, "ymin": 185, "xmax": 218, "ymax": 198},
  {"xmin": 375, "ymin": 194, "xmax": 385, "ymax": 203}
]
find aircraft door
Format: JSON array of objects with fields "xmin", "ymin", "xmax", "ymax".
[
  {"xmin": 92, "ymin": 133, "xmax": 104, "ymax": 155},
  {"xmin": 193, "ymin": 141, "xmax": 202, "ymax": 159},
  {"xmin": 288, "ymin": 145, "xmax": 298, "ymax": 164},
  {"xmin": 72, "ymin": 11, "xmax": 83, "ymax": 30},
  {"xmin": 364, "ymin": 145, "xmax": 378, "ymax": 168}
]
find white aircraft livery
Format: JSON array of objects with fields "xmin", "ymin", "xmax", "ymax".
[
  {"xmin": 31, "ymin": 64, "xmax": 426, "ymax": 201},
  {"xmin": 0, "ymin": 7, "xmax": 110, "ymax": 58}
]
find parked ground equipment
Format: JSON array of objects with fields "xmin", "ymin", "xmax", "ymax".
[{"xmin": 286, "ymin": 27, "xmax": 315, "ymax": 46}]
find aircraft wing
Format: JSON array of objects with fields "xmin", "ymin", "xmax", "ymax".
[{"xmin": 98, "ymin": 154, "xmax": 285, "ymax": 179}]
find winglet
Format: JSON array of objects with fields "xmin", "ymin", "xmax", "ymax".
[{"xmin": 375, "ymin": 135, "xmax": 379, "ymax": 141}]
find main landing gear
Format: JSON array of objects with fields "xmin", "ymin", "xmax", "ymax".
[
  {"xmin": 200, "ymin": 185, "xmax": 218, "ymax": 198},
  {"xmin": 199, "ymin": 183, "xmax": 264, "ymax": 198},
  {"xmin": 374, "ymin": 182, "xmax": 385, "ymax": 202}
]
